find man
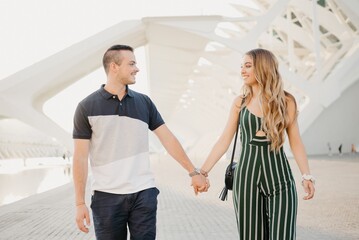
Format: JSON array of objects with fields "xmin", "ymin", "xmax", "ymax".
[{"xmin": 73, "ymin": 44, "xmax": 208, "ymax": 240}]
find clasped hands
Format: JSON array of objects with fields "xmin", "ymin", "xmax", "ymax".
[{"xmin": 191, "ymin": 174, "xmax": 210, "ymax": 195}]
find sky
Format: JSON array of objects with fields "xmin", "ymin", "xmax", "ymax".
[{"xmin": 0, "ymin": 0, "xmax": 255, "ymax": 133}]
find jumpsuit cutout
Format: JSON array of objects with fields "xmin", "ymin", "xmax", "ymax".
[{"xmin": 233, "ymin": 106, "xmax": 298, "ymax": 240}]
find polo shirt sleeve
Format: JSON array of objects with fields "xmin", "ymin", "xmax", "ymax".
[
  {"xmin": 73, "ymin": 103, "xmax": 92, "ymax": 139},
  {"xmin": 148, "ymin": 98, "xmax": 165, "ymax": 131}
]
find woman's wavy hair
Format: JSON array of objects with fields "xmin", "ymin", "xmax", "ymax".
[{"xmin": 241, "ymin": 48, "xmax": 296, "ymax": 152}]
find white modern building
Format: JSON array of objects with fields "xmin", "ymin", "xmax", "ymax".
[{"xmin": 0, "ymin": 0, "xmax": 358, "ymax": 158}]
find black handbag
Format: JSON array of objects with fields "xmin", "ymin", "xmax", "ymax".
[{"xmin": 219, "ymin": 97, "xmax": 244, "ymax": 201}]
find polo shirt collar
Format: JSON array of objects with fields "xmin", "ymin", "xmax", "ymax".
[
  {"xmin": 126, "ymin": 87, "xmax": 134, "ymax": 98},
  {"xmin": 100, "ymin": 84, "xmax": 134, "ymax": 99}
]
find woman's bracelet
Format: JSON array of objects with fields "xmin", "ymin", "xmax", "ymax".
[
  {"xmin": 76, "ymin": 202, "xmax": 85, "ymax": 206},
  {"xmin": 200, "ymin": 169, "xmax": 208, "ymax": 177},
  {"xmin": 301, "ymin": 174, "xmax": 315, "ymax": 185}
]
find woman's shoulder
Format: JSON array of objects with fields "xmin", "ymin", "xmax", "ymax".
[
  {"xmin": 284, "ymin": 91, "xmax": 298, "ymax": 121},
  {"xmin": 233, "ymin": 94, "xmax": 246, "ymax": 107},
  {"xmin": 284, "ymin": 91, "xmax": 297, "ymax": 109},
  {"xmin": 285, "ymin": 91, "xmax": 295, "ymax": 101}
]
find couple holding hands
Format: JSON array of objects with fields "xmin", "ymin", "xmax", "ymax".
[{"xmin": 73, "ymin": 45, "xmax": 315, "ymax": 240}]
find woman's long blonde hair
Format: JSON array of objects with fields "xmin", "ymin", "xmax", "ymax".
[{"xmin": 242, "ymin": 48, "xmax": 296, "ymax": 152}]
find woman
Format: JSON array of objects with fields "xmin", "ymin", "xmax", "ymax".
[{"xmin": 200, "ymin": 48, "xmax": 315, "ymax": 239}]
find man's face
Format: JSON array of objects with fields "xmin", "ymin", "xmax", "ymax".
[{"xmin": 114, "ymin": 50, "xmax": 139, "ymax": 85}]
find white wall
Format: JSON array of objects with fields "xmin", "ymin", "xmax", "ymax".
[{"xmin": 302, "ymin": 79, "xmax": 359, "ymax": 155}]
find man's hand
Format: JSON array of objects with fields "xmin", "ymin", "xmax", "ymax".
[
  {"xmin": 191, "ymin": 174, "xmax": 210, "ymax": 195},
  {"xmin": 75, "ymin": 204, "xmax": 91, "ymax": 233}
]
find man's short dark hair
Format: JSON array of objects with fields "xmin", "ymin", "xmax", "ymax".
[{"xmin": 103, "ymin": 45, "xmax": 134, "ymax": 74}]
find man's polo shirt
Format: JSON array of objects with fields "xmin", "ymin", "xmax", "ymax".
[{"xmin": 73, "ymin": 85, "xmax": 164, "ymax": 194}]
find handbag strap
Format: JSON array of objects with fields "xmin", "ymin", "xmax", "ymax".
[{"xmin": 229, "ymin": 96, "xmax": 245, "ymax": 165}]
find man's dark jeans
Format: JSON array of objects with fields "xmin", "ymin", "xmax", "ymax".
[{"xmin": 91, "ymin": 187, "xmax": 160, "ymax": 240}]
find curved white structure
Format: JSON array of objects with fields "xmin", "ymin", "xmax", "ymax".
[{"xmin": 0, "ymin": 0, "xmax": 358, "ymax": 158}]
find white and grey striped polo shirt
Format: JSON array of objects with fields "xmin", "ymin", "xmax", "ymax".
[{"xmin": 73, "ymin": 85, "xmax": 164, "ymax": 194}]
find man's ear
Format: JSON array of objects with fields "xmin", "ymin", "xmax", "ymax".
[{"xmin": 109, "ymin": 62, "xmax": 118, "ymax": 72}]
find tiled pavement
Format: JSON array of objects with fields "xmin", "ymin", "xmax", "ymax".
[{"xmin": 0, "ymin": 154, "xmax": 358, "ymax": 240}]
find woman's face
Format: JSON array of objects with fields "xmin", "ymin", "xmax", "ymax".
[{"xmin": 241, "ymin": 54, "xmax": 257, "ymax": 86}]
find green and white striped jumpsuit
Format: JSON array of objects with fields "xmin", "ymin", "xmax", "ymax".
[{"xmin": 233, "ymin": 106, "xmax": 298, "ymax": 240}]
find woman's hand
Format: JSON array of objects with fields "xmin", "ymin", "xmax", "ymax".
[
  {"xmin": 192, "ymin": 175, "xmax": 210, "ymax": 194},
  {"xmin": 302, "ymin": 180, "xmax": 315, "ymax": 200}
]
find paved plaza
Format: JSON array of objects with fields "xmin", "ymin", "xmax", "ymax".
[{"xmin": 0, "ymin": 154, "xmax": 358, "ymax": 240}]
